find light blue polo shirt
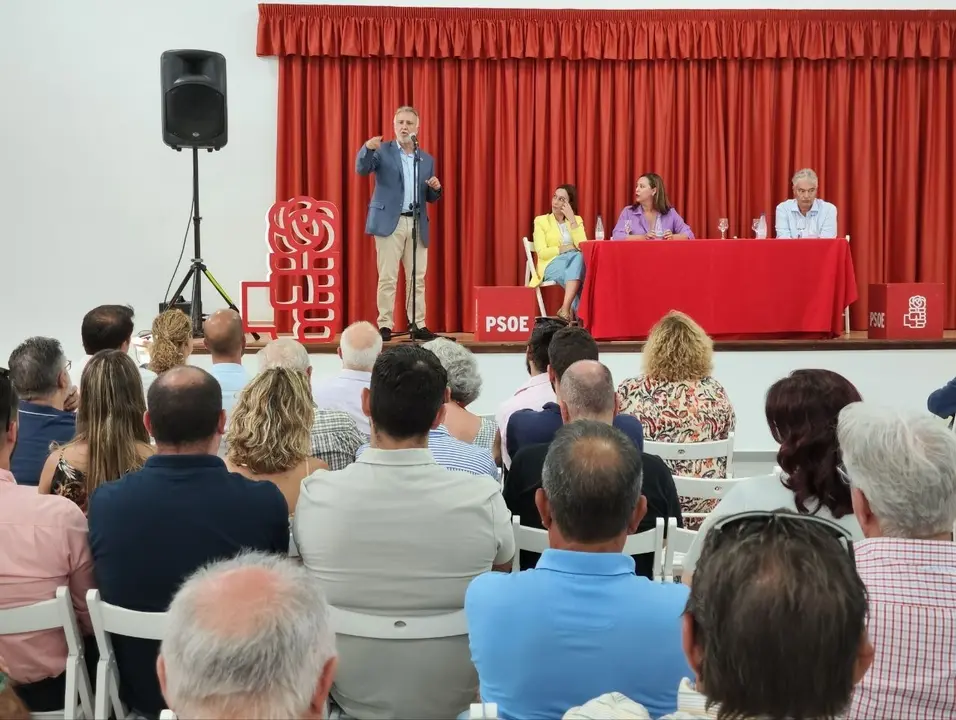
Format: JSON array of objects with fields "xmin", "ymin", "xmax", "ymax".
[
  {"xmin": 208, "ymin": 362, "xmax": 250, "ymax": 416},
  {"xmin": 465, "ymin": 549, "xmax": 691, "ymax": 720}
]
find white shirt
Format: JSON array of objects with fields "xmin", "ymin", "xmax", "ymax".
[
  {"xmin": 496, "ymin": 373, "xmax": 556, "ymax": 469},
  {"xmin": 774, "ymin": 198, "xmax": 838, "ymax": 239},
  {"xmin": 292, "ymin": 448, "xmax": 514, "ymax": 720},
  {"xmin": 314, "ymin": 369, "xmax": 372, "ymax": 436},
  {"xmin": 682, "ymin": 470, "xmax": 863, "ymax": 574}
]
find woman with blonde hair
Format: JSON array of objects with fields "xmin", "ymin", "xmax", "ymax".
[
  {"xmin": 225, "ymin": 367, "xmax": 327, "ymax": 513},
  {"xmin": 617, "ymin": 311, "xmax": 735, "ymax": 518},
  {"xmin": 38, "ymin": 350, "xmax": 153, "ymax": 512},
  {"xmin": 147, "ymin": 308, "xmax": 193, "ymax": 374}
]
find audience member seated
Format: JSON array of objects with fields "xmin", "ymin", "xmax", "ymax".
[
  {"xmin": 507, "ymin": 360, "xmax": 682, "ymax": 575},
  {"xmin": 565, "ymin": 510, "xmax": 873, "ymax": 720},
  {"xmin": 77, "ymin": 303, "xmax": 134, "ymax": 376},
  {"xmin": 294, "ymin": 345, "xmax": 514, "ymax": 720},
  {"xmin": 495, "ymin": 318, "xmax": 561, "ymax": 469},
  {"xmin": 8, "ymin": 337, "xmax": 75, "ymax": 486},
  {"xmin": 38, "ymin": 350, "xmax": 152, "ymax": 512},
  {"xmin": 315, "ymin": 320, "xmax": 382, "ymax": 436},
  {"xmin": 226, "ymin": 367, "xmax": 328, "ymax": 513},
  {"xmin": 838, "ymin": 404, "xmax": 956, "ymax": 720},
  {"xmin": 141, "ymin": 308, "xmax": 193, "ymax": 394},
  {"xmin": 159, "ymin": 552, "xmax": 338, "ymax": 720},
  {"xmin": 775, "ymin": 168, "xmax": 838, "ymax": 239},
  {"xmin": 88, "ymin": 366, "xmax": 289, "ymax": 717},
  {"xmin": 258, "ymin": 339, "xmax": 363, "ymax": 471},
  {"xmin": 423, "ymin": 338, "xmax": 496, "ymax": 448},
  {"xmin": 682, "ymin": 369, "xmax": 864, "ymax": 579},
  {"xmin": 616, "ymin": 311, "xmax": 735, "ymax": 524},
  {"xmin": 507, "ymin": 327, "xmax": 642, "ymax": 464},
  {"xmin": 926, "ymin": 374, "xmax": 956, "ymax": 422},
  {"xmin": 202, "ymin": 309, "xmax": 250, "ymax": 418},
  {"xmin": 0, "ymin": 369, "xmax": 96, "ymax": 713},
  {"xmin": 468, "ymin": 421, "xmax": 690, "ymax": 720}
]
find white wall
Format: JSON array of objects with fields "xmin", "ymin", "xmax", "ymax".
[
  {"xmin": 187, "ymin": 346, "xmax": 956, "ymax": 452},
  {"xmin": 2, "ymin": 0, "xmax": 952, "ymax": 369}
]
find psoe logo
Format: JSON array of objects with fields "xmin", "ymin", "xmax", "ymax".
[
  {"xmin": 903, "ymin": 295, "xmax": 927, "ymax": 329},
  {"xmin": 868, "ymin": 311, "xmax": 885, "ymax": 329},
  {"xmin": 485, "ymin": 315, "xmax": 531, "ymax": 333}
]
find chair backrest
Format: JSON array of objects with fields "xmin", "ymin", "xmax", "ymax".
[
  {"xmin": 328, "ymin": 606, "xmax": 467, "ymax": 640},
  {"xmin": 87, "ymin": 590, "xmax": 169, "ymax": 645},
  {"xmin": 644, "ymin": 432, "xmax": 735, "ymax": 476},
  {"xmin": 469, "ymin": 702, "xmax": 500, "ymax": 719},
  {"xmin": 0, "ymin": 587, "xmax": 93, "ymax": 718},
  {"xmin": 159, "ymin": 711, "xmax": 178, "ymax": 720},
  {"xmin": 511, "ymin": 516, "xmax": 667, "ymax": 580},
  {"xmin": 662, "ymin": 519, "xmax": 698, "ymax": 582},
  {"xmin": 672, "ymin": 475, "xmax": 745, "ymax": 501},
  {"xmin": 522, "ymin": 237, "xmax": 537, "ymax": 284}
]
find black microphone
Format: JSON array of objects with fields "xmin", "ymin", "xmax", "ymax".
[{"xmin": 410, "ymin": 133, "xmax": 419, "ymax": 148}]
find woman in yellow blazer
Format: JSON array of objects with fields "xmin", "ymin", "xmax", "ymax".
[{"xmin": 530, "ymin": 184, "xmax": 587, "ymax": 322}]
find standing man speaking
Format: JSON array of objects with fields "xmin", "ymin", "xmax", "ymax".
[{"xmin": 356, "ymin": 106, "xmax": 442, "ymax": 342}]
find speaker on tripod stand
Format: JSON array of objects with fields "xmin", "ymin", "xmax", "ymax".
[{"xmin": 160, "ymin": 49, "xmax": 255, "ymax": 338}]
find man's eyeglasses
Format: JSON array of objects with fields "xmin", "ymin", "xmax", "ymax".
[
  {"xmin": 837, "ymin": 463, "xmax": 851, "ymax": 486},
  {"xmin": 63, "ymin": 360, "xmax": 72, "ymax": 373},
  {"xmin": 711, "ymin": 509, "xmax": 856, "ymax": 567}
]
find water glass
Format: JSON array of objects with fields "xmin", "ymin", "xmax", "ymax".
[{"xmin": 717, "ymin": 218, "xmax": 729, "ymax": 240}]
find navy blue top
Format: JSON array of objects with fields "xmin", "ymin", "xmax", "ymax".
[
  {"xmin": 11, "ymin": 400, "xmax": 76, "ymax": 486},
  {"xmin": 928, "ymin": 377, "xmax": 956, "ymax": 421},
  {"xmin": 506, "ymin": 402, "xmax": 644, "ymax": 463},
  {"xmin": 88, "ymin": 454, "xmax": 290, "ymax": 717}
]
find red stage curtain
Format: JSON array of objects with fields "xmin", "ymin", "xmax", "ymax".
[{"xmin": 260, "ymin": 5, "xmax": 956, "ymax": 332}]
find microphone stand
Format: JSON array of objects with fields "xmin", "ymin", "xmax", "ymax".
[{"xmin": 392, "ymin": 135, "xmax": 454, "ymax": 343}]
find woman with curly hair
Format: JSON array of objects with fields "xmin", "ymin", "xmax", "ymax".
[
  {"xmin": 147, "ymin": 309, "xmax": 193, "ymax": 374},
  {"xmin": 38, "ymin": 350, "xmax": 153, "ymax": 512},
  {"xmin": 225, "ymin": 367, "xmax": 327, "ymax": 513},
  {"xmin": 680, "ymin": 368, "xmax": 865, "ymax": 581},
  {"xmin": 422, "ymin": 338, "xmax": 496, "ymax": 448},
  {"xmin": 617, "ymin": 311, "xmax": 735, "ymax": 520}
]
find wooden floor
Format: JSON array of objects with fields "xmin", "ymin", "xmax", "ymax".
[{"xmin": 200, "ymin": 330, "xmax": 956, "ymax": 355}]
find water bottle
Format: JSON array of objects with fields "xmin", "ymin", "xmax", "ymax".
[
  {"xmin": 756, "ymin": 213, "xmax": 767, "ymax": 239},
  {"xmin": 594, "ymin": 214, "xmax": 605, "ymax": 241},
  {"xmin": 654, "ymin": 215, "xmax": 664, "ymax": 238}
]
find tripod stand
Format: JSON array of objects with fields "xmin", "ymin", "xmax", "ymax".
[{"xmin": 168, "ymin": 147, "xmax": 258, "ymax": 339}]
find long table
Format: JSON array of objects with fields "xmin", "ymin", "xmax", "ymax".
[{"xmin": 577, "ymin": 238, "xmax": 858, "ymax": 341}]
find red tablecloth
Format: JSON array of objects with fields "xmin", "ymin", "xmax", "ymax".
[{"xmin": 577, "ymin": 239, "xmax": 858, "ymax": 341}]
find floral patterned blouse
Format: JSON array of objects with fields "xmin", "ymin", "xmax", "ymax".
[{"xmin": 617, "ymin": 374, "xmax": 736, "ymax": 522}]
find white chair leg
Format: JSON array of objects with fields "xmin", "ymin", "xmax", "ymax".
[
  {"xmin": 108, "ymin": 661, "xmax": 127, "ymax": 719},
  {"xmin": 64, "ymin": 657, "xmax": 77, "ymax": 720},
  {"xmin": 844, "ymin": 306, "xmax": 851, "ymax": 336},
  {"xmin": 94, "ymin": 659, "xmax": 110, "ymax": 720},
  {"xmin": 536, "ymin": 287, "xmax": 546, "ymax": 316}
]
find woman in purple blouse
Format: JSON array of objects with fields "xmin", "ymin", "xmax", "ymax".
[{"xmin": 611, "ymin": 173, "xmax": 695, "ymax": 240}]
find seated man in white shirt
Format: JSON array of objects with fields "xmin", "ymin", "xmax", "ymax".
[
  {"xmin": 838, "ymin": 404, "xmax": 956, "ymax": 720},
  {"xmin": 293, "ymin": 344, "xmax": 514, "ymax": 720},
  {"xmin": 314, "ymin": 321, "xmax": 382, "ymax": 436},
  {"xmin": 494, "ymin": 318, "xmax": 562, "ymax": 469},
  {"xmin": 775, "ymin": 168, "xmax": 838, "ymax": 238}
]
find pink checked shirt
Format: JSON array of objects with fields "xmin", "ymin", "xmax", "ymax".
[
  {"xmin": 0, "ymin": 468, "xmax": 95, "ymax": 683},
  {"xmin": 495, "ymin": 373, "xmax": 555, "ymax": 470},
  {"xmin": 849, "ymin": 537, "xmax": 956, "ymax": 720}
]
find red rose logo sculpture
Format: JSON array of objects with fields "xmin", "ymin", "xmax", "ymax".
[{"xmin": 241, "ymin": 197, "xmax": 342, "ymax": 342}]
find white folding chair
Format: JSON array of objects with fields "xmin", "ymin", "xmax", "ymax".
[
  {"xmin": 671, "ymin": 475, "xmax": 745, "ymax": 501},
  {"xmin": 328, "ymin": 606, "xmax": 467, "ymax": 640},
  {"xmin": 844, "ymin": 234, "xmax": 852, "ymax": 336},
  {"xmin": 511, "ymin": 516, "xmax": 666, "ymax": 580},
  {"xmin": 0, "ymin": 587, "xmax": 93, "ymax": 719},
  {"xmin": 86, "ymin": 590, "xmax": 169, "ymax": 720},
  {"xmin": 662, "ymin": 519, "xmax": 698, "ymax": 582},
  {"xmin": 158, "ymin": 711, "xmax": 178, "ymax": 720},
  {"xmin": 522, "ymin": 237, "xmax": 556, "ymax": 316},
  {"xmin": 643, "ymin": 432, "xmax": 736, "ymax": 478}
]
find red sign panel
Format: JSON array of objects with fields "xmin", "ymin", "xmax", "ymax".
[
  {"xmin": 867, "ymin": 283, "xmax": 945, "ymax": 340},
  {"xmin": 475, "ymin": 286, "xmax": 537, "ymax": 342}
]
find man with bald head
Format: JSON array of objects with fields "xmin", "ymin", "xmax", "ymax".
[
  {"xmin": 202, "ymin": 309, "xmax": 250, "ymax": 418},
  {"xmin": 315, "ymin": 321, "xmax": 384, "ymax": 435},
  {"xmin": 506, "ymin": 360, "xmax": 682, "ymax": 575},
  {"xmin": 88, "ymin": 366, "xmax": 289, "ymax": 717},
  {"xmin": 159, "ymin": 552, "xmax": 338, "ymax": 720}
]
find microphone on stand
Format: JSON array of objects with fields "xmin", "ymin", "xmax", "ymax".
[{"xmin": 409, "ymin": 133, "xmax": 419, "ymax": 148}]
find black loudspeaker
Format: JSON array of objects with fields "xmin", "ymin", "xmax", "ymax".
[{"xmin": 161, "ymin": 49, "xmax": 227, "ymax": 150}]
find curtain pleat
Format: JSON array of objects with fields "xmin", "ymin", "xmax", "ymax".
[{"xmin": 266, "ymin": 6, "xmax": 956, "ymax": 332}]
